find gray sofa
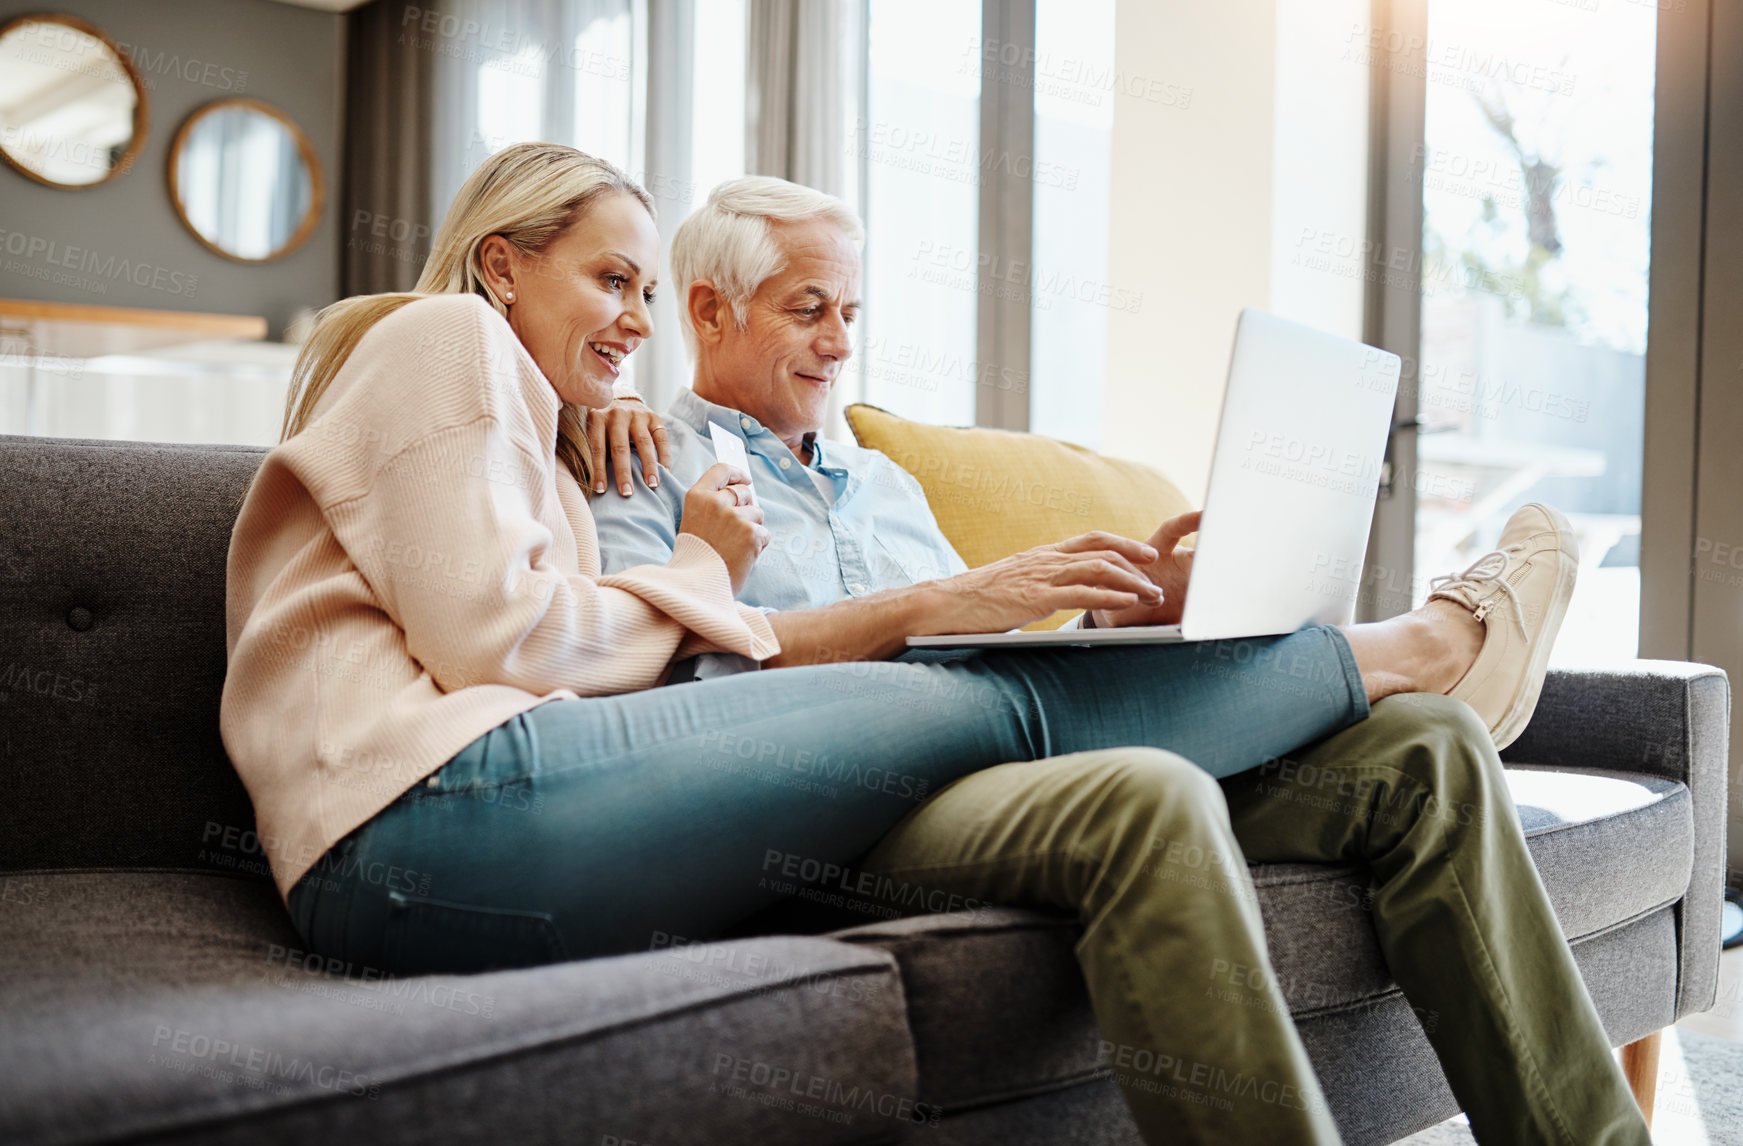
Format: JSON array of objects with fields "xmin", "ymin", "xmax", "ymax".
[{"xmin": 0, "ymin": 432, "xmax": 1730, "ymax": 1146}]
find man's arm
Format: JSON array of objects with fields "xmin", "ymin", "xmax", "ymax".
[
  {"xmin": 763, "ymin": 532, "xmax": 1163, "ymax": 667},
  {"xmin": 765, "ymin": 583, "xmax": 951, "ymax": 666},
  {"xmin": 762, "ymin": 564, "xmax": 1099, "ymax": 668},
  {"xmin": 590, "ymin": 455, "xmax": 688, "ymax": 576}
]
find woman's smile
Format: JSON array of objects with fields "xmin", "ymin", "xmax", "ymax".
[{"xmin": 588, "ymin": 340, "xmax": 630, "ymax": 374}]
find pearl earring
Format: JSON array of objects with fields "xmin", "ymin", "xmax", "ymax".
[{"xmin": 505, "ymin": 291, "xmax": 515, "ymax": 302}]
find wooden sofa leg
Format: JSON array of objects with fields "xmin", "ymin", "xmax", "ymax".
[{"xmin": 1620, "ymin": 1029, "xmax": 1663, "ymax": 1127}]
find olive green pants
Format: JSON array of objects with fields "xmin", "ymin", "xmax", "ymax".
[{"xmin": 856, "ymin": 693, "xmax": 1650, "ymax": 1145}]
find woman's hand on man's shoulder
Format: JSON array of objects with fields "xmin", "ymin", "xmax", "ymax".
[{"xmin": 586, "ymin": 398, "xmax": 672, "ymax": 496}]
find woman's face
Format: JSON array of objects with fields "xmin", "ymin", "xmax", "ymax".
[{"xmin": 488, "ymin": 191, "xmax": 660, "ymax": 409}]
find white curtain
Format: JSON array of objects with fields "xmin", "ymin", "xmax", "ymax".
[
  {"xmin": 746, "ymin": 0, "xmax": 864, "ymax": 211},
  {"xmin": 636, "ymin": 0, "xmax": 694, "ymax": 410},
  {"xmin": 428, "ymin": 0, "xmax": 639, "ymax": 212}
]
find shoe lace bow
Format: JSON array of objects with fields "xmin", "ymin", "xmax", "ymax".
[{"xmin": 1429, "ymin": 543, "xmax": 1530, "ymax": 642}]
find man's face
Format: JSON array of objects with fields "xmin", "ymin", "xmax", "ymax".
[{"xmin": 700, "ymin": 217, "xmax": 860, "ymax": 441}]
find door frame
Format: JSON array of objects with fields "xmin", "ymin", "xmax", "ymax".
[
  {"xmin": 1640, "ymin": 0, "xmax": 1712, "ymax": 664},
  {"xmin": 1359, "ymin": 0, "xmax": 1428, "ymax": 622}
]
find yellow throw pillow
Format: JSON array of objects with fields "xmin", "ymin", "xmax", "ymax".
[{"xmin": 845, "ymin": 403, "xmax": 1194, "ymax": 630}]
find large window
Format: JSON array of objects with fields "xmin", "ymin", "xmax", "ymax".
[
  {"xmin": 1412, "ymin": 0, "xmax": 1655, "ymax": 663},
  {"xmin": 858, "ymin": 0, "xmax": 1118, "ymax": 443},
  {"xmin": 687, "ymin": 0, "xmax": 747, "ymax": 217},
  {"xmin": 1027, "ymin": 0, "xmax": 1115, "ymax": 449},
  {"xmin": 858, "ymin": 0, "xmax": 981, "ymax": 428}
]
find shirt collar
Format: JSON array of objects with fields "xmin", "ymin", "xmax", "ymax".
[
  {"xmin": 808, "ymin": 434, "xmax": 841, "ymax": 472},
  {"xmin": 672, "ymin": 387, "xmax": 825, "ymax": 466},
  {"xmin": 669, "ymin": 386, "xmax": 721, "ymax": 435}
]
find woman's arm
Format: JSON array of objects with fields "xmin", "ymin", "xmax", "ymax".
[
  {"xmin": 309, "ymin": 298, "xmax": 775, "ymax": 696},
  {"xmin": 330, "ymin": 417, "xmax": 774, "ymax": 697}
]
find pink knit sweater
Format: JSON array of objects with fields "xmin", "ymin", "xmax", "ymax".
[{"xmin": 221, "ymin": 294, "xmax": 779, "ymax": 899}]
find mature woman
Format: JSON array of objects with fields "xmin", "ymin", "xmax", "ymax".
[{"xmin": 223, "ymin": 144, "xmax": 1642, "ymax": 1145}]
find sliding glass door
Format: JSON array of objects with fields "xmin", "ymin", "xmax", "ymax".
[{"xmin": 1401, "ymin": 0, "xmax": 1656, "ymax": 663}]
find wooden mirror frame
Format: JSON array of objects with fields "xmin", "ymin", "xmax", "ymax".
[
  {"xmin": 0, "ymin": 13, "xmax": 149, "ymax": 190},
  {"xmin": 166, "ymin": 97, "xmax": 325, "ymax": 264}
]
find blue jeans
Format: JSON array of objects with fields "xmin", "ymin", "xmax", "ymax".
[{"xmin": 287, "ymin": 628, "xmax": 1367, "ymax": 974}]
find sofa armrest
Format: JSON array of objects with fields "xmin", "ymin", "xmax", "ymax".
[{"xmin": 1501, "ymin": 660, "xmax": 1731, "ymax": 1019}]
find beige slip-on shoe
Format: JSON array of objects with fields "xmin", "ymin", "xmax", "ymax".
[{"xmin": 1426, "ymin": 503, "xmax": 1580, "ymax": 750}]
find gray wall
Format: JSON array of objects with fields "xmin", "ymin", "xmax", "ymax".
[{"xmin": 0, "ymin": 0, "xmax": 344, "ymax": 337}]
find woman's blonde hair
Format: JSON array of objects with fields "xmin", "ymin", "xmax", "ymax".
[{"xmin": 279, "ymin": 143, "xmax": 654, "ymax": 491}]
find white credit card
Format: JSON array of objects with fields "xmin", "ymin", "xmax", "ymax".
[{"xmin": 708, "ymin": 421, "xmax": 756, "ymax": 505}]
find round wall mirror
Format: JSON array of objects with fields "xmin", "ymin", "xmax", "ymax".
[
  {"xmin": 0, "ymin": 14, "xmax": 147, "ymax": 188},
  {"xmin": 169, "ymin": 98, "xmax": 323, "ymax": 263}
]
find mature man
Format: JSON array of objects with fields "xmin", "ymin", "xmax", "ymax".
[{"xmin": 590, "ymin": 176, "xmax": 1648, "ymax": 1145}]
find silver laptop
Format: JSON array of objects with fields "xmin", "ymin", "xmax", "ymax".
[{"xmin": 906, "ymin": 307, "xmax": 1401, "ymax": 650}]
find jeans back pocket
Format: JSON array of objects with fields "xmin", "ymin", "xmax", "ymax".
[{"xmin": 383, "ymin": 891, "xmax": 566, "ymax": 976}]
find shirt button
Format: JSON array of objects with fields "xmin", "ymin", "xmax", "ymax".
[
  {"xmin": 849, "ymin": 582, "xmax": 867, "ymax": 594},
  {"xmin": 740, "ymin": 416, "xmax": 753, "ymax": 430},
  {"xmin": 778, "ymin": 457, "xmax": 792, "ymax": 470}
]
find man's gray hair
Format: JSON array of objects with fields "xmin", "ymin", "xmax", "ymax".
[{"xmin": 670, "ymin": 176, "xmax": 864, "ymax": 357}]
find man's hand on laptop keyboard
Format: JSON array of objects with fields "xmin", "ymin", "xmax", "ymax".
[
  {"xmin": 1086, "ymin": 511, "xmax": 1200, "ymax": 631},
  {"xmin": 927, "ymin": 531, "xmax": 1164, "ymax": 634}
]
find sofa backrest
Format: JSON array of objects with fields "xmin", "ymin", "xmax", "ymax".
[{"xmin": 0, "ymin": 434, "xmax": 272, "ymax": 880}]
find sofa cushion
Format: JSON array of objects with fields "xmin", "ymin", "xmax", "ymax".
[
  {"xmin": 926, "ymin": 1076, "xmax": 1144, "ymax": 1145},
  {"xmin": 0, "ymin": 872, "xmax": 924, "ymax": 1146},
  {"xmin": 835, "ymin": 908, "xmax": 1092, "ymax": 1110},
  {"xmin": 831, "ymin": 766, "xmax": 1692, "ymax": 1112},
  {"xmin": 0, "ymin": 435, "xmax": 270, "ymax": 877},
  {"xmin": 843, "ymin": 404, "xmax": 1191, "ymax": 630}
]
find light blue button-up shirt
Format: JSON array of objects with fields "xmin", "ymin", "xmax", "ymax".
[{"xmin": 591, "ymin": 387, "xmax": 971, "ymax": 677}]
